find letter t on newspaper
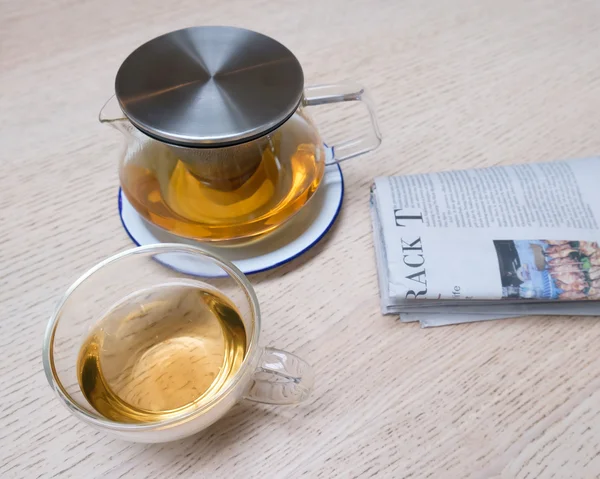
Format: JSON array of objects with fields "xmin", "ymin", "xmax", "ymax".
[{"xmin": 370, "ymin": 158, "xmax": 600, "ymax": 327}]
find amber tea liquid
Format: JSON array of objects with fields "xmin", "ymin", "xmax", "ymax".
[
  {"xmin": 120, "ymin": 112, "xmax": 326, "ymax": 241},
  {"xmin": 77, "ymin": 282, "xmax": 246, "ymax": 423}
]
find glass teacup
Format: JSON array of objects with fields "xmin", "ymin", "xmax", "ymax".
[{"xmin": 42, "ymin": 244, "xmax": 314, "ymax": 443}]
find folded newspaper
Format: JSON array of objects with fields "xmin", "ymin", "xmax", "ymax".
[{"xmin": 370, "ymin": 157, "xmax": 600, "ymax": 327}]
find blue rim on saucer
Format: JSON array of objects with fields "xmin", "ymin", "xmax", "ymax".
[{"xmin": 118, "ymin": 162, "xmax": 344, "ymax": 275}]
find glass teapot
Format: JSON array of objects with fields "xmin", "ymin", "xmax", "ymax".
[{"xmin": 101, "ymin": 26, "xmax": 381, "ymax": 242}]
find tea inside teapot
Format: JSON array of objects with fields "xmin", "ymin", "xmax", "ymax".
[{"xmin": 119, "ymin": 110, "xmax": 326, "ymax": 241}]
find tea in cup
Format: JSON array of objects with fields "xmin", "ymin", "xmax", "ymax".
[{"xmin": 43, "ymin": 244, "xmax": 314, "ymax": 442}]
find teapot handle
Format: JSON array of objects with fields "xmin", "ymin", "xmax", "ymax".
[{"xmin": 303, "ymin": 84, "xmax": 382, "ymax": 164}]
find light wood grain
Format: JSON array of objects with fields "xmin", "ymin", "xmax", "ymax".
[{"xmin": 3, "ymin": 0, "xmax": 600, "ymax": 477}]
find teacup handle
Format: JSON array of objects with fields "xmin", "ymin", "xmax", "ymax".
[
  {"xmin": 303, "ymin": 83, "xmax": 382, "ymax": 164},
  {"xmin": 244, "ymin": 348, "xmax": 315, "ymax": 405}
]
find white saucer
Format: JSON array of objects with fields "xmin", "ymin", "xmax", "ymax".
[{"xmin": 119, "ymin": 162, "xmax": 344, "ymax": 275}]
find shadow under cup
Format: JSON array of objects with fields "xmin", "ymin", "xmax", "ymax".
[{"xmin": 42, "ymin": 244, "xmax": 306, "ymax": 443}]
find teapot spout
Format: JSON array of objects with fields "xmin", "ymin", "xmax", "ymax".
[{"xmin": 99, "ymin": 95, "xmax": 128, "ymax": 132}]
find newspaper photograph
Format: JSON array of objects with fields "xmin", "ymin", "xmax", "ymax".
[{"xmin": 494, "ymin": 239, "xmax": 600, "ymax": 300}]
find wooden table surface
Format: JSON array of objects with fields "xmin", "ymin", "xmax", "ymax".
[{"xmin": 3, "ymin": 0, "xmax": 600, "ymax": 477}]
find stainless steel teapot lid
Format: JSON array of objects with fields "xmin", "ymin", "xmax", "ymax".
[{"xmin": 115, "ymin": 26, "xmax": 304, "ymax": 147}]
